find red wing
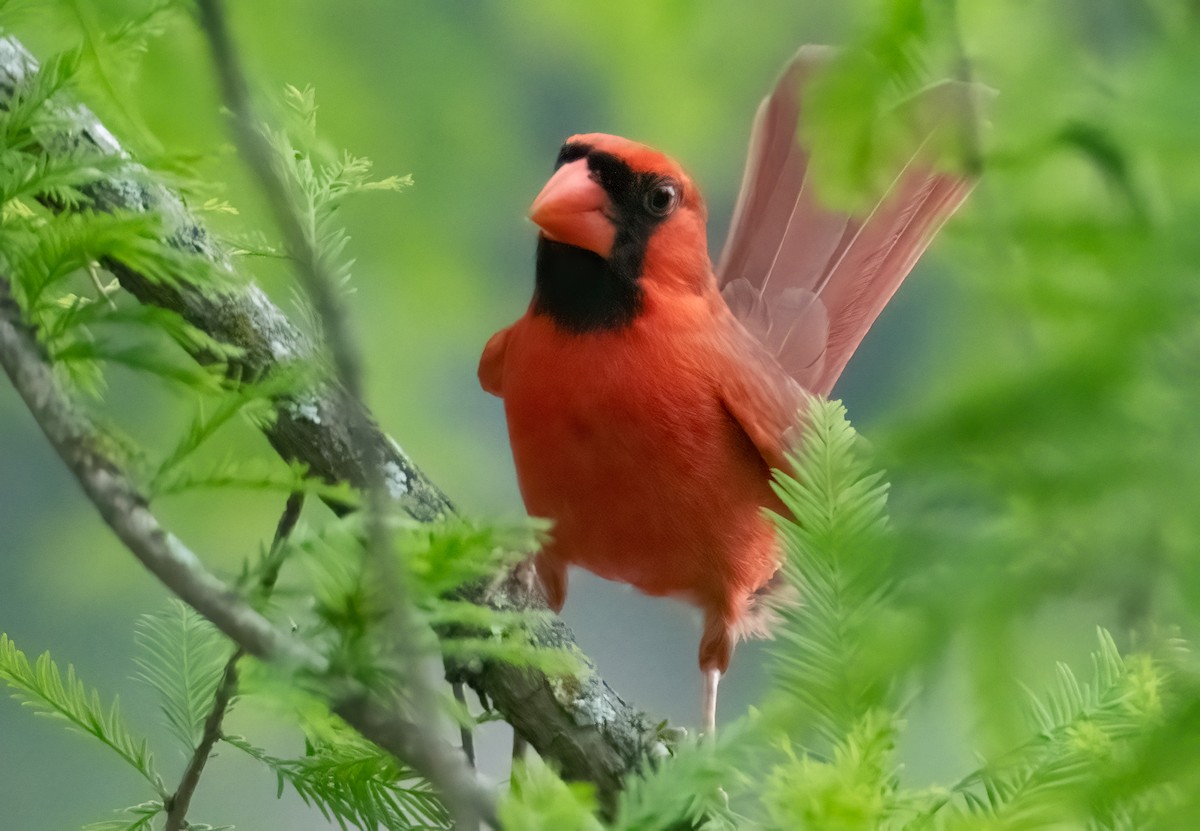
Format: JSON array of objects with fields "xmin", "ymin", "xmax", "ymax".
[
  {"xmin": 478, "ymin": 326, "xmax": 512, "ymax": 397},
  {"xmin": 712, "ymin": 312, "xmax": 807, "ymax": 476},
  {"xmin": 717, "ymin": 46, "xmax": 976, "ymax": 396}
]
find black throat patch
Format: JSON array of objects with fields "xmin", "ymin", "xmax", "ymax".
[
  {"xmin": 533, "ymin": 237, "xmax": 642, "ymax": 333},
  {"xmin": 532, "ymin": 143, "xmax": 673, "ymax": 334}
]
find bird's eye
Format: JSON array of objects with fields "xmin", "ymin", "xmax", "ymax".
[{"xmin": 644, "ymin": 180, "xmax": 680, "ymax": 218}]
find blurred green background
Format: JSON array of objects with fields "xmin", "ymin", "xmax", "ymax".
[{"xmin": 3, "ymin": 1, "xmax": 1199, "ymax": 828}]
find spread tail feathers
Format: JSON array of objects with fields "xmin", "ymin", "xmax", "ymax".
[{"xmin": 717, "ymin": 46, "xmax": 979, "ymax": 396}]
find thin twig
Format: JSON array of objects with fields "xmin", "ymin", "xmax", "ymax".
[
  {"xmin": 164, "ymin": 647, "xmax": 243, "ymax": 831},
  {"xmin": 260, "ymin": 491, "xmax": 305, "ymax": 595},
  {"xmin": 162, "ymin": 492, "xmax": 306, "ymax": 831}
]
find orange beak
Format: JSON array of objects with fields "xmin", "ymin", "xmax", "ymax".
[{"xmin": 529, "ymin": 159, "xmax": 616, "ymax": 258}]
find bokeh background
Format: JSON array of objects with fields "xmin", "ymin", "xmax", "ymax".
[{"xmin": 4, "ymin": 1, "xmax": 1199, "ymax": 828}]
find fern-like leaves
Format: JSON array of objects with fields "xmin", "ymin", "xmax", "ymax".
[
  {"xmin": 761, "ymin": 710, "xmax": 904, "ymax": 831},
  {"xmin": 503, "ymin": 756, "xmax": 605, "ymax": 831},
  {"xmin": 0, "ymin": 633, "xmax": 164, "ymax": 795},
  {"xmin": 56, "ymin": 0, "xmax": 186, "ymax": 151},
  {"xmin": 768, "ymin": 396, "xmax": 893, "ymax": 742},
  {"xmin": 290, "ymin": 514, "xmax": 573, "ymax": 680},
  {"xmin": 84, "ymin": 801, "xmax": 165, "ymax": 831},
  {"xmin": 612, "ymin": 723, "xmax": 751, "ymax": 831},
  {"xmin": 132, "ymin": 599, "xmax": 232, "ymax": 753},
  {"xmin": 0, "ymin": 47, "xmax": 82, "ymax": 150},
  {"xmin": 264, "ymin": 83, "xmax": 411, "ymax": 326},
  {"xmin": 224, "ymin": 731, "xmax": 451, "ymax": 830},
  {"xmin": 941, "ymin": 628, "xmax": 1166, "ymax": 827}
]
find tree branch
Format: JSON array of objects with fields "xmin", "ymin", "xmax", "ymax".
[
  {"xmin": 0, "ymin": 273, "xmax": 497, "ymax": 826},
  {"xmin": 0, "ymin": 32, "xmax": 665, "ymax": 810}
]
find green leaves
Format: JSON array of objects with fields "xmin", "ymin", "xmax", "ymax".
[
  {"xmin": 768, "ymin": 396, "xmax": 893, "ymax": 742},
  {"xmin": 289, "ymin": 512, "xmax": 573, "ymax": 680},
  {"xmin": 226, "ymin": 730, "xmax": 451, "ymax": 831},
  {"xmin": 84, "ymin": 801, "xmax": 165, "ymax": 831},
  {"xmin": 264, "ymin": 83, "xmax": 412, "ymax": 331},
  {"xmin": 0, "ymin": 633, "xmax": 164, "ymax": 795},
  {"xmin": 761, "ymin": 711, "xmax": 901, "ymax": 831},
  {"xmin": 55, "ymin": 0, "xmax": 187, "ymax": 151},
  {"xmin": 0, "ymin": 37, "xmax": 239, "ymax": 403},
  {"xmin": 133, "ymin": 599, "xmax": 232, "ymax": 753},
  {"xmin": 612, "ymin": 723, "xmax": 751, "ymax": 831},
  {"xmin": 0, "ymin": 46, "xmax": 82, "ymax": 150},
  {"xmin": 501, "ymin": 756, "xmax": 604, "ymax": 831},
  {"xmin": 941, "ymin": 629, "xmax": 1167, "ymax": 826},
  {"xmin": 746, "ymin": 399, "xmax": 906, "ymax": 830}
]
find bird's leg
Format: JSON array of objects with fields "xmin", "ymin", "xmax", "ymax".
[
  {"xmin": 699, "ymin": 611, "xmax": 734, "ymax": 734},
  {"xmin": 702, "ymin": 667, "xmax": 721, "ymax": 735}
]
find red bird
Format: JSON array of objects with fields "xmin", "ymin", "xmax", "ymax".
[{"xmin": 481, "ymin": 47, "xmax": 972, "ymax": 731}]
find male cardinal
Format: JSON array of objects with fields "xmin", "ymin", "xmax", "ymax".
[{"xmin": 481, "ymin": 47, "xmax": 972, "ymax": 732}]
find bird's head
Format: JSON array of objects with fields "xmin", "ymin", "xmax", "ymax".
[{"xmin": 529, "ymin": 133, "xmax": 710, "ymax": 296}]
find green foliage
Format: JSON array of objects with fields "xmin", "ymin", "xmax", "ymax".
[
  {"xmin": 0, "ymin": 41, "xmax": 236, "ymax": 399},
  {"xmin": 225, "ymin": 729, "xmax": 450, "ymax": 831},
  {"xmin": 768, "ymin": 396, "xmax": 892, "ymax": 743},
  {"xmin": 501, "ymin": 756, "xmax": 605, "ymax": 831},
  {"xmin": 5, "ymin": 583, "xmax": 469, "ymax": 831},
  {"xmin": 84, "ymin": 802, "xmax": 166, "ymax": 831},
  {"xmin": 133, "ymin": 599, "xmax": 232, "ymax": 753},
  {"xmin": 934, "ymin": 630, "xmax": 1168, "ymax": 827},
  {"xmin": 287, "ymin": 512, "xmax": 572, "ymax": 680},
  {"xmin": 0, "ymin": 47, "xmax": 83, "ymax": 150},
  {"xmin": 750, "ymin": 405, "xmax": 907, "ymax": 831},
  {"xmin": 761, "ymin": 711, "xmax": 902, "ymax": 831},
  {"xmin": 612, "ymin": 723, "xmax": 751, "ymax": 831},
  {"xmin": 0, "ymin": 634, "xmax": 165, "ymax": 796},
  {"xmin": 264, "ymin": 83, "xmax": 412, "ymax": 342},
  {"xmin": 0, "ymin": 39, "xmax": 465, "ymax": 824},
  {"xmin": 139, "ymin": 377, "xmax": 360, "ymax": 501},
  {"xmin": 0, "ymin": 9, "xmax": 565, "ymax": 826},
  {"xmin": 51, "ymin": 0, "xmax": 188, "ymax": 152}
]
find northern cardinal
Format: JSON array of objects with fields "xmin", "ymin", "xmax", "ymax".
[{"xmin": 481, "ymin": 47, "xmax": 972, "ymax": 731}]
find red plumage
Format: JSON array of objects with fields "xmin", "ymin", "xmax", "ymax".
[{"xmin": 481, "ymin": 47, "xmax": 973, "ymax": 729}]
